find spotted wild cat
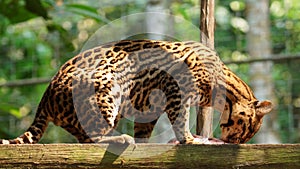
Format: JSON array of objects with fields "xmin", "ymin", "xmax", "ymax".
[{"xmin": 0, "ymin": 40, "xmax": 273, "ymax": 144}]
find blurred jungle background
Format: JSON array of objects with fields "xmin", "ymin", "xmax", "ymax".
[{"xmin": 0, "ymin": 0, "xmax": 299, "ymax": 143}]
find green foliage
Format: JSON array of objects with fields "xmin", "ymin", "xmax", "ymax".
[{"xmin": 64, "ymin": 4, "xmax": 110, "ymax": 23}]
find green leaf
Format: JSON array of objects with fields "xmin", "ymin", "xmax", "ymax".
[
  {"xmin": 24, "ymin": 0, "xmax": 50, "ymax": 19},
  {"xmin": 65, "ymin": 4, "xmax": 109, "ymax": 23},
  {"xmin": 0, "ymin": 6, "xmax": 35, "ymax": 24},
  {"xmin": 0, "ymin": 0, "xmax": 49, "ymax": 24},
  {"xmin": 9, "ymin": 109, "xmax": 23, "ymax": 119}
]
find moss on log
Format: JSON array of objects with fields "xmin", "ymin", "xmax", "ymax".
[{"xmin": 0, "ymin": 144, "xmax": 299, "ymax": 169}]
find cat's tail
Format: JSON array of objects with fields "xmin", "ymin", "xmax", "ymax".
[
  {"xmin": 0, "ymin": 130, "xmax": 42, "ymax": 144},
  {"xmin": 0, "ymin": 95, "xmax": 52, "ymax": 144},
  {"xmin": 0, "ymin": 112, "xmax": 50, "ymax": 144}
]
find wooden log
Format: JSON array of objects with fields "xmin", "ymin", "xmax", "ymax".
[
  {"xmin": 197, "ymin": 0, "xmax": 215, "ymax": 139},
  {"xmin": 0, "ymin": 144, "xmax": 299, "ymax": 169}
]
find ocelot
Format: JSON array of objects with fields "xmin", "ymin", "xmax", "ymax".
[{"xmin": 0, "ymin": 40, "xmax": 273, "ymax": 144}]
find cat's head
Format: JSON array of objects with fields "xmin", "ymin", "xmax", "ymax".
[{"xmin": 220, "ymin": 100, "xmax": 273, "ymax": 143}]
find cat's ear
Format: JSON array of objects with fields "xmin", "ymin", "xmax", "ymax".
[{"xmin": 255, "ymin": 100, "xmax": 273, "ymax": 118}]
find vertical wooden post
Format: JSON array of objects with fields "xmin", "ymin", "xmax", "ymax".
[
  {"xmin": 196, "ymin": 0, "xmax": 215, "ymax": 137},
  {"xmin": 200, "ymin": 0, "xmax": 215, "ymax": 49}
]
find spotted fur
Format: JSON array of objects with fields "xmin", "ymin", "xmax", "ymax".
[{"xmin": 0, "ymin": 40, "xmax": 272, "ymax": 144}]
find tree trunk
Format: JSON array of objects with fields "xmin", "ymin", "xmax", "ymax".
[
  {"xmin": 246, "ymin": 0, "xmax": 280, "ymax": 143},
  {"xmin": 146, "ymin": 0, "xmax": 172, "ymax": 40}
]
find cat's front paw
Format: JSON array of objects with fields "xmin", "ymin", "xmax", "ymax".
[{"xmin": 169, "ymin": 135, "xmax": 226, "ymax": 144}]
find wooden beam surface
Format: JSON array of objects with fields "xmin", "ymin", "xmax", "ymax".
[{"xmin": 0, "ymin": 144, "xmax": 299, "ymax": 169}]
